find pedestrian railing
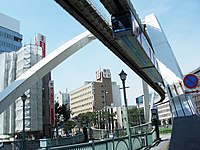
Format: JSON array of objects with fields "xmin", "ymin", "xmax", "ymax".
[
  {"xmin": 47, "ymin": 124, "xmax": 157, "ymax": 150},
  {"xmin": 91, "ymin": 122, "xmax": 153, "ymax": 140}
]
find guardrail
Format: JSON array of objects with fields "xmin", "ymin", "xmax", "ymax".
[
  {"xmin": 39, "ymin": 123, "xmax": 157, "ymax": 150},
  {"xmin": 46, "ymin": 129, "xmax": 157, "ymax": 150},
  {"xmin": 92, "ymin": 122, "xmax": 153, "ymax": 140}
]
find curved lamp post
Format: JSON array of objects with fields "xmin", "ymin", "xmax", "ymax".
[
  {"xmin": 119, "ymin": 70, "xmax": 132, "ymax": 150},
  {"xmin": 21, "ymin": 93, "xmax": 27, "ymax": 150}
]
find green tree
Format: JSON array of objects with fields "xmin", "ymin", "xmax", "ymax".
[
  {"xmin": 54, "ymin": 102, "xmax": 72, "ymax": 134},
  {"xmin": 55, "ymin": 102, "xmax": 70, "ymax": 121},
  {"xmin": 59, "ymin": 104, "xmax": 70, "ymax": 121},
  {"xmin": 76, "ymin": 112, "xmax": 96, "ymax": 127},
  {"xmin": 128, "ymin": 106, "xmax": 144, "ymax": 126},
  {"xmin": 55, "ymin": 102, "xmax": 60, "ymax": 116},
  {"xmin": 64, "ymin": 120, "xmax": 76, "ymax": 134}
]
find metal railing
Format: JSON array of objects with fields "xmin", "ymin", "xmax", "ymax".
[
  {"xmin": 91, "ymin": 122, "xmax": 153, "ymax": 140},
  {"xmin": 47, "ymin": 129, "xmax": 157, "ymax": 150},
  {"xmin": 43, "ymin": 123, "xmax": 157, "ymax": 150}
]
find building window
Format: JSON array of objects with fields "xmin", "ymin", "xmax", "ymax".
[{"xmin": 14, "ymin": 36, "xmax": 22, "ymax": 42}]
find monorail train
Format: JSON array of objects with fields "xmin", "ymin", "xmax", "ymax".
[
  {"xmin": 111, "ymin": 10, "xmax": 141, "ymax": 38},
  {"xmin": 111, "ymin": 10, "xmax": 163, "ymax": 85}
]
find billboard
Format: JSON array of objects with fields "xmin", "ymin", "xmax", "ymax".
[
  {"xmin": 34, "ymin": 33, "xmax": 46, "ymax": 58},
  {"xmin": 49, "ymin": 80, "xmax": 55, "ymax": 125}
]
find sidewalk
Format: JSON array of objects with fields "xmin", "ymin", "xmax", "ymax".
[{"xmin": 150, "ymin": 133, "xmax": 171, "ymax": 150}]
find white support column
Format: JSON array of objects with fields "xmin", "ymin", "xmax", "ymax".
[{"xmin": 142, "ymin": 80, "xmax": 150, "ymax": 122}]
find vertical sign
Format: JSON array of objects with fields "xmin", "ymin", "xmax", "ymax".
[
  {"xmin": 34, "ymin": 33, "xmax": 46, "ymax": 58},
  {"xmin": 49, "ymin": 81, "xmax": 55, "ymax": 125}
]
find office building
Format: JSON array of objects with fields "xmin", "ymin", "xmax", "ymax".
[
  {"xmin": 15, "ymin": 44, "xmax": 43, "ymax": 137},
  {"xmin": 55, "ymin": 91, "xmax": 68, "ymax": 106},
  {"xmin": 0, "ymin": 32, "xmax": 52, "ymax": 138},
  {"xmin": 70, "ymin": 69, "xmax": 121, "ymax": 118},
  {"xmin": 0, "ymin": 51, "xmax": 17, "ymax": 134},
  {"xmin": 112, "ymin": 82, "xmax": 122, "ymax": 107},
  {"xmin": 0, "ymin": 44, "xmax": 43, "ymax": 136},
  {"xmin": 0, "ymin": 12, "xmax": 22, "ymax": 52},
  {"xmin": 34, "ymin": 33, "xmax": 52, "ymax": 138}
]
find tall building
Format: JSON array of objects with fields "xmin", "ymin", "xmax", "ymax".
[
  {"xmin": 0, "ymin": 32, "xmax": 52, "ymax": 138},
  {"xmin": 55, "ymin": 91, "xmax": 68, "ymax": 106},
  {"xmin": 111, "ymin": 82, "xmax": 122, "ymax": 107},
  {"xmin": 34, "ymin": 33, "xmax": 52, "ymax": 137},
  {"xmin": 70, "ymin": 69, "xmax": 121, "ymax": 118},
  {"xmin": 0, "ymin": 51, "xmax": 17, "ymax": 134},
  {"xmin": 15, "ymin": 44, "xmax": 43, "ymax": 136},
  {"xmin": 0, "ymin": 12, "xmax": 22, "ymax": 52},
  {"xmin": 0, "ymin": 14, "xmax": 23, "ymax": 134},
  {"xmin": 0, "ymin": 44, "xmax": 43, "ymax": 136}
]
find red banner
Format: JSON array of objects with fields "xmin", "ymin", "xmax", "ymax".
[{"xmin": 34, "ymin": 33, "xmax": 46, "ymax": 58}]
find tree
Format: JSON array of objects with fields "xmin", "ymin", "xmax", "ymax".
[
  {"xmin": 128, "ymin": 106, "xmax": 145, "ymax": 126},
  {"xmin": 63, "ymin": 120, "xmax": 76, "ymax": 134},
  {"xmin": 59, "ymin": 104, "xmax": 70, "ymax": 121},
  {"xmin": 55, "ymin": 102, "xmax": 60, "ymax": 116},
  {"xmin": 55, "ymin": 102, "xmax": 70, "ymax": 121},
  {"xmin": 54, "ymin": 102, "xmax": 72, "ymax": 134},
  {"xmin": 76, "ymin": 112, "xmax": 96, "ymax": 127}
]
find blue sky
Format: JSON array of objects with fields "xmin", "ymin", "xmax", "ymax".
[{"xmin": 0, "ymin": 0, "xmax": 200, "ymax": 105}]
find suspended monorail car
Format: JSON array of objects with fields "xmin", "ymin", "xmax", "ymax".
[
  {"xmin": 111, "ymin": 10, "xmax": 134, "ymax": 37},
  {"xmin": 111, "ymin": 10, "xmax": 164, "ymax": 85}
]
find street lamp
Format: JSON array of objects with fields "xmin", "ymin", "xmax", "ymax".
[
  {"xmin": 103, "ymin": 91, "xmax": 109, "ymax": 138},
  {"xmin": 151, "ymin": 107, "xmax": 161, "ymax": 140},
  {"xmin": 55, "ymin": 113, "xmax": 59, "ymax": 138},
  {"xmin": 119, "ymin": 70, "xmax": 132, "ymax": 150},
  {"xmin": 136, "ymin": 95, "xmax": 144, "ymax": 125},
  {"xmin": 21, "ymin": 93, "xmax": 27, "ymax": 150}
]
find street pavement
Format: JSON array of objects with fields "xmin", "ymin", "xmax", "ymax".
[{"xmin": 150, "ymin": 133, "xmax": 171, "ymax": 150}]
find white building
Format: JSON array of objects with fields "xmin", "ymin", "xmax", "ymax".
[
  {"xmin": 15, "ymin": 44, "xmax": 43, "ymax": 133},
  {"xmin": 112, "ymin": 82, "xmax": 122, "ymax": 107},
  {"xmin": 0, "ymin": 52, "xmax": 17, "ymax": 134},
  {"xmin": 0, "ymin": 44, "xmax": 43, "ymax": 135},
  {"xmin": 55, "ymin": 91, "xmax": 66, "ymax": 106},
  {"xmin": 54, "ymin": 90, "xmax": 70, "ymax": 110}
]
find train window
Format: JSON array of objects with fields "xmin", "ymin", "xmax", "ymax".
[{"xmin": 111, "ymin": 11, "xmax": 133, "ymax": 36}]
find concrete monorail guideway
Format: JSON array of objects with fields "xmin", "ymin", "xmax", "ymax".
[{"xmin": 55, "ymin": 0, "xmax": 165, "ymax": 102}]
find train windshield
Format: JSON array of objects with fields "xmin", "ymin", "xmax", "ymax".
[{"xmin": 111, "ymin": 11, "xmax": 133, "ymax": 34}]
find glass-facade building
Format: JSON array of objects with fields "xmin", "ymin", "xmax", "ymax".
[{"xmin": 0, "ymin": 12, "xmax": 22, "ymax": 52}]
